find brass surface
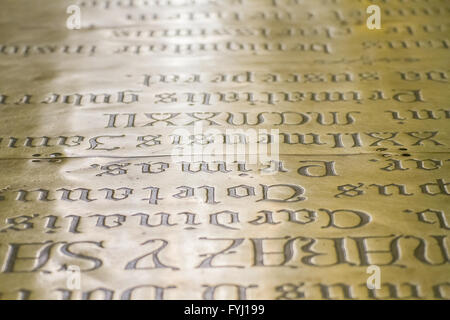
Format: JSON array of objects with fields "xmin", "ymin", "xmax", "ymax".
[{"xmin": 0, "ymin": 0, "xmax": 449, "ymax": 299}]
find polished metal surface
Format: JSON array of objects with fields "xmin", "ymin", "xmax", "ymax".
[{"xmin": 0, "ymin": 0, "xmax": 449, "ymax": 299}]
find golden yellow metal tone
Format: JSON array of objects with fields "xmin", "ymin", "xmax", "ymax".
[{"xmin": 0, "ymin": 0, "xmax": 449, "ymax": 300}]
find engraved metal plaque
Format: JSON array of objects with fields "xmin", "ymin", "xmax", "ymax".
[{"xmin": 0, "ymin": 0, "xmax": 449, "ymax": 300}]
